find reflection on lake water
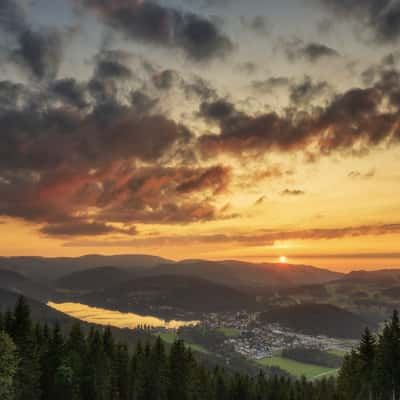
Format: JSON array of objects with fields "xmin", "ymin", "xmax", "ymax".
[{"xmin": 48, "ymin": 302, "xmax": 199, "ymax": 329}]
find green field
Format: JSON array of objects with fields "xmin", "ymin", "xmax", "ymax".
[
  {"xmin": 217, "ymin": 327, "xmax": 241, "ymax": 338},
  {"xmin": 257, "ymin": 356, "xmax": 338, "ymax": 380},
  {"xmin": 158, "ymin": 333, "xmax": 209, "ymax": 354},
  {"xmin": 327, "ymin": 349, "xmax": 347, "ymax": 357}
]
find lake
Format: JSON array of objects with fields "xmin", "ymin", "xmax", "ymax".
[{"xmin": 48, "ymin": 302, "xmax": 199, "ymax": 329}]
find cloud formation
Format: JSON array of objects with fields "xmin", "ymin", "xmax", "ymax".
[
  {"xmin": 317, "ymin": 0, "xmax": 400, "ymax": 44},
  {"xmin": 198, "ymin": 70, "xmax": 400, "ymax": 158},
  {"xmin": 63, "ymin": 223, "xmax": 400, "ymax": 248},
  {"xmin": 80, "ymin": 0, "xmax": 234, "ymax": 61},
  {"xmin": 283, "ymin": 38, "xmax": 340, "ymax": 62}
]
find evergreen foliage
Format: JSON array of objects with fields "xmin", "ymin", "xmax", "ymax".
[{"xmin": 337, "ymin": 311, "xmax": 400, "ymax": 400}]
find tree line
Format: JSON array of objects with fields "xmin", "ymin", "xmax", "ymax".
[
  {"xmin": 0, "ymin": 296, "xmax": 399, "ymax": 400},
  {"xmin": 337, "ymin": 310, "xmax": 400, "ymax": 400}
]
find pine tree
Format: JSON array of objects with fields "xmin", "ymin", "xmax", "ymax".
[
  {"xmin": 65, "ymin": 323, "xmax": 86, "ymax": 400},
  {"xmin": 149, "ymin": 337, "xmax": 168, "ymax": 400},
  {"xmin": 113, "ymin": 343, "xmax": 130, "ymax": 400},
  {"xmin": 168, "ymin": 340, "xmax": 189, "ymax": 400},
  {"xmin": 0, "ymin": 331, "xmax": 19, "ymax": 400},
  {"xmin": 12, "ymin": 297, "xmax": 41, "ymax": 400},
  {"xmin": 337, "ymin": 350, "xmax": 362, "ymax": 400},
  {"xmin": 358, "ymin": 327, "xmax": 376, "ymax": 400}
]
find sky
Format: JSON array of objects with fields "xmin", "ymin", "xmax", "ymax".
[{"xmin": 0, "ymin": 0, "xmax": 400, "ymax": 271}]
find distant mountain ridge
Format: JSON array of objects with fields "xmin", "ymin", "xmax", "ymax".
[
  {"xmin": 0, "ymin": 254, "xmax": 172, "ymax": 280},
  {"xmin": 147, "ymin": 259, "xmax": 342, "ymax": 289},
  {"xmin": 0, "ymin": 255, "xmax": 343, "ymax": 290},
  {"xmin": 342, "ymin": 269, "xmax": 400, "ymax": 285}
]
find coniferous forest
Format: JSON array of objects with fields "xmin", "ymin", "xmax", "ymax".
[{"xmin": 1, "ymin": 297, "xmax": 400, "ymax": 400}]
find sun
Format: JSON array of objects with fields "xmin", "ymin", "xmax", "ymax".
[{"xmin": 279, "ymin": 256, "xmax": 288, "ymax": 263}]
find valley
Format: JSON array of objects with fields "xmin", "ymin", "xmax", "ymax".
[{"xmin": 1, "ymin": 254, "xmax": 398, "ymax": 380}]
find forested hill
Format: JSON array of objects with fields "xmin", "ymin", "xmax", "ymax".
[
  {"xmin": 1, "ymin": 296, "xmax": 400, "ymax": 400},
  {"xmin": 260, "ymin": 303, "xmax": 376, "ymax": 339}
]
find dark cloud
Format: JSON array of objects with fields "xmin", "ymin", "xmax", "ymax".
[
  {"xmin": 16, "ymin": 29, "xmax": 63, "ymax": 80},
  {"xmin": 41, "ymin": 220, "xmax": 137, "ymax": 237},
  {"xmin": 80, "ymin": 0, "xmax": 234, "ymax": 61},
  {"xmin": 0, "ymin": 101, "xmax": 189, "ymax": 172},
  {"xmin": 289, "ymin": 76, "xmax": 332, "ymax": 105},
  {"xmin": 93, "ymin": 165, "xmax": 233, "ymax": 225},
  {"xmin": 183, "ymin": 76, "xmax": 218, "ymax": 101},
  {"xmin": 0, "ymin": 68, "xmax": 213, "ymax": 235},
  {"xmin": 50, "ymin": 79, "xmax": 88, "ymax": 109},
  {"xmin": 0, "ymin": 0, "xmax": 65, "ymax": 82},
  {"xmin": 198, "ymin": 72, "xmax": 400, "ymax": 158},
  {"xmin": 0, "ymin": 0, "xmax": 26, "ymax": 34},
  {"xmin": 199, "ymin": 98, "xmax": 237, "ymax": 122},
  {"xmin": 317, "ymin": 0, "xmax": 400, "ymax": 44},
  {"xmin": 0, "ymin": 70, "xmax": 231, "ymax": 232},
  {"xmin": 130, "ymin": 90, "xmax": 158, "ymax": 114},
  {"xmin": 301, "ymin": 42, "xmax": 339, "ymax": 62},
  {"xmin": 152, "ymin": 69, "xmax": 181, "ymax": 90},
  {"xmin": 95, "ymin": 59, "xmax": 133, "ymax": 80},
  {"xmin": 283, "ymin": 38, "xmax": 340, "ymax": 63},
  {"xmin": 176, "ymin": 165, "xmax": 230, "ymax": 195}
]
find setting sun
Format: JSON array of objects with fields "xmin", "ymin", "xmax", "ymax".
[{"xmin": 279, "ymin": 256, "xmax": 288, "ymax": 263}]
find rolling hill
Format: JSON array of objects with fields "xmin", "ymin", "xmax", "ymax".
[
  {"xmin": 147, "ymin": 260, "xmax": 342, "ymax": 290},
  {"xmin": 343, "ymin": 269, "xmax": 400, "ymax": 285},
  {"xmin": 81, "ymin": 275, "xmax": 255, "ymax": 315},
  {"xmin": 260, "ymin": 303, "xmax": 376, "ymax": 339},
  {"xmin": 0, "ymin": 269, "xmax": 56, "ymax": 301},
  {"xmin": 55, "ymin": 266, "xmax": 136, "ymax": 292}
]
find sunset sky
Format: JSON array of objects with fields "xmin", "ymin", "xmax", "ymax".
[{"xmin": 0, "ymin": 0, "xmax": 400, "ymax": 271}]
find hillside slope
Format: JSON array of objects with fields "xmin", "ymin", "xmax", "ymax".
[
  {"xmin": 55, "ymin": 266, "xmax": 135, "ymax": 291},
  {"xmin": 260, "ymin": 303, "xmax": 375, "ymax": 339},
  {"xmin": 0, "ymin": 269, "xmax": 55, "ymax": 301},
  {"xmin": 82, "ymin": 275, "xmax": 255, "ymax": 315}
]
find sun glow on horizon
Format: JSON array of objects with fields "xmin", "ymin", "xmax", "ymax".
[{"xmin": 279, "ymin": 256, "xmax": 288, "ymax": 263}]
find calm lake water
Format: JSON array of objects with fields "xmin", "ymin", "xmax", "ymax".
[{"xmin": 48, "ymin": 302, "xmax": 199, "ymax": 329}]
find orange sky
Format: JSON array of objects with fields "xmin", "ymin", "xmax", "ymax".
[{"xmin": 1, "ymin": 0, "xmax": 400, "ymax": 273}]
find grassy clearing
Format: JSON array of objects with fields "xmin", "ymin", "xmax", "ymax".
[
  {"xmin": 257, "ymin": 356, "xmax": 337, "ymax": 380},
  {"xmin": 327, "ymin": 349, "xmax": 347, "ymax": 358},
  {"xmin": 217, "ymin": 327, "xmax": 241, "ymax": 338},
  {"xmin": 158, "ymin": 332, "xmax": 209, "ymax": 354}
]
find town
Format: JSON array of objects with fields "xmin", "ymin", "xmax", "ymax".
[{"xmin": 157, "ymin": 311, "xmax": 357, "ymax": 361}]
